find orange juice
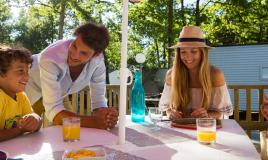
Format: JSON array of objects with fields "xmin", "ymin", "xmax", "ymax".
[
  {"xmin": 62, "ymin": 126, "xmax": 80, "ymax": 142},
  {"xmin": 197, "ymin": 131, "xmax": 216, "ymax": 143}
]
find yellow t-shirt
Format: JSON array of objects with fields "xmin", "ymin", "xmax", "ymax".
[{"xmin": 0, "ymin": 89, "xmax": 33, "ymax": 129}]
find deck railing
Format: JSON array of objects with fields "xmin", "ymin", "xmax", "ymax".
[
  {"xmin": 69, "ymin": 85, "xmax": 131, "ymax": 116},
  {"xmin": 44, "ymin": 84, "xmax": 268, "ymax": 133},
  {"xmin": 228, "ymin": 84, "xmax": 268, "ymax": 137}
]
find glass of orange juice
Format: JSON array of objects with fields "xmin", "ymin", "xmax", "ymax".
[
  {"xmin": 196, "ymin": 118, "xmax": 216, "ymax": 145},
  {"xmin": 62, "ymin": 117, "xmax": 80, "ymax": 142}
]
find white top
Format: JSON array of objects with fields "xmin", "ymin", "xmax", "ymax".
[
  {"xmin": 159, "ymin": 83, "xmax": 233, "ymax": 116},
  {"xmin": 25, "ymin": 39, "xmax": 107, "ymax": 122}
]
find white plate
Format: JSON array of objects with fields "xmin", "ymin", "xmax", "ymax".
[{"xmin": 62, "ymin": 146, "xmax": 106, "ymax": 160}]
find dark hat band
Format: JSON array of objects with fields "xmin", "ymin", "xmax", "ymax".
[{"xmin": 179, "ymin": 38, "xmax": 205, "ymax": 43}]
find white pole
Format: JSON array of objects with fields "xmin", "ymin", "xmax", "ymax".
[{"xmin": 118, "ymin": 0, "xmax": 129, "ymax": 145}]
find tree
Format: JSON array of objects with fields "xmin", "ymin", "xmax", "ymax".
[
  {"xmin": 4, "ymin": 0, "xmax": 268, "ymax": 73},
  {"xmin": 128, "ymin": 0, "xmax": 172, "ymax": 69},
  {"xmin": 167, "ymin": 0, "xmax": 174, "ymax": 68},
  {"xmin": 14, "ymin": 6, "xmax": 58, "ymax": 53},
  {"xmin": 202, "ymin": 0, "xmax": 268, "ymax": 45},
  {"xmin": 0, "ymin": 0, "xmax": 12, "ymax": 43}
]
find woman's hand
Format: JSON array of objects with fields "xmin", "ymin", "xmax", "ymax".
[
  {"xmin": 166, "ymin": 108, "xmax": 183, "ymax": 120},
  {"xmin": 261, "ymin": 95, "xmax": 268, "ymax": 120},
  {"xmin": 191, "ymin": 107, "xmax": 208, "ymax": 118}
]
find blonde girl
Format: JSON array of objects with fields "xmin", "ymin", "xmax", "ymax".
[{"xmin": 159, "ymin": 26, "xmax": 233, "ymax": 120}]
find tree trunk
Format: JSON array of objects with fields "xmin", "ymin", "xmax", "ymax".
[
  {"xmin": 71, "ymin": 1, "xmax": 94, "ymax": 21},
  {"xmin": 155, "ymin": 39, "xmax": 160, "ymax": 68},
  {"xmin": 195, "ymin": 0, "xmax": 200, "ymax": 26},
  {"xmin": 163, "ymin": 42, "xmax": 167, "ymax": 68},
  {"xmin": 103, "ymin": 51, "xmax": 110, "ymax": 84},
  {"xmin": 167, "ymin": 0, "xmax": 174, "ymax": 68},
  {"xmin": 58, "ymin": 1, "xmax": 66, "ymax": 40},
  {"xmin": 181, "ymin": 0, "xmax": 186, "ymax": 26},
  {"xmin": 257, "ymin": 24, "xmax": 263, "ymax": 43}
]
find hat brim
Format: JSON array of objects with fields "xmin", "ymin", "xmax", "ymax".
[{"xmin": 169, "ymin": 42, "xmax": 213, "ymax": 49}]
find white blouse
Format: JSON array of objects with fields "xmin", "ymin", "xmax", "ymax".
[{"xmin": 159, "ymin": 83, "xmax": 233, "ymax": 117}]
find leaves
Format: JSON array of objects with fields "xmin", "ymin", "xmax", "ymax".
[
  {"xmin": 0, "ymin": 0, "xmax": 12, "ymax": 43},
  {"xmin": 1, "ymin": 0, "xmax": 268, "ymax": 71}
]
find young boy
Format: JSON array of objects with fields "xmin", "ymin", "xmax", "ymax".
[{"xmin": 0, "ymin": 46, "xmax": 42, "ymax": 142}]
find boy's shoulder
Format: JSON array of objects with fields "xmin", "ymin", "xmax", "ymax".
[
  {"xmin": 16, "ymin": 92, "xmax": 29, "ymax": 100},
  {"xmin": 0, "ymin": 89, "xmax": 27, "ymax": 101},
  {"xmin": 0, "ymin": 89, "xmax": 10, "ymax": 105},
  {"xmin": 0, "ymin": 89, "xmax": 7, "ymax": 97}
]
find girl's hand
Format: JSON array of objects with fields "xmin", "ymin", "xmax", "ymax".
[
  {"xmin": 167, "ymin": 108, "xmax": 183, "ymax": 120},
  {"xmin": 191, "ymin": 107, "xmax": 208, "ymax": 118}
]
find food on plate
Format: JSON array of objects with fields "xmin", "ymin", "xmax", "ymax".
[{"xmin": 66, "ymin": 149, "xmax": 96, "ymax": 158}]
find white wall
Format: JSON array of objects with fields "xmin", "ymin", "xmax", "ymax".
[{"xmin": 209, "ymin": 44, "xmax": 268, "ymax": 110}]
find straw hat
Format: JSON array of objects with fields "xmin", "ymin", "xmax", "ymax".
[{"xmin": 170, "ymin": 26, "xmax": 212, "ymax": 49}]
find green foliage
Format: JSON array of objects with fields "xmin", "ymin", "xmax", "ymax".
[
  {"xmin": 202, "ymin": 0, "xmax": 268, "ymax": 45},
  {"xmin": 128, "ymin": 0, "xmax": 171, "ymax": 69},
  {"xmin": 13, "ymin": 6, "xmax": 58, "ymax": 53},
  {"xmin": 2, "ymin": 0, "xmax": 268, "ymax": 71},
  {"xmin": 0, "ymin": 0, "xmax": 12, "ymax": 43}
]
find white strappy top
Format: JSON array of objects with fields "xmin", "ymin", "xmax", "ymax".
[{"xmin": 159, "ymin": 83, "xmax": 233, "ymax": 117}]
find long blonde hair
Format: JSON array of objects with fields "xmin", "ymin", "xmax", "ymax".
[{"xmin": 170, "ymin": 48, "xmax": 212, "ymax": 114}]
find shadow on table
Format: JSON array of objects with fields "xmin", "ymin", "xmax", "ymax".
[
  {"xmin": 109, "ymin": 123, "xmax": 195, "ymax": 147},
  {"xmin": 2, "ymin": 125, "xmax": 190, "ymax": 160}
]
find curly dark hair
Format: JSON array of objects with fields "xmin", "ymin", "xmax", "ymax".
[
  {"xmin": 74, "ymin": 22, "xmax": 109, "ymax": 53},
  {"xmin": 0, "ymin": 47, "xmax": 33, "ymax": 75}
]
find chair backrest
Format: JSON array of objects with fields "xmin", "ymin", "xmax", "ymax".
[
  {"xmin": 228, "ymin": 84, "xmax": 268, "ymax": 137},
  {"xmin": 42, "ymin": 85, "xmax": 130, "ymax": 128},
  {"xmin": 105, "ymin": 85, "xmax": 131, "ymax": 114},
  {"xmin": 69, "ymin": 85, "xmax": 131, "ymax": 115},
  {"xmin": 69, "ymin": 86, "xmax": 91, "ymax": 115}
]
